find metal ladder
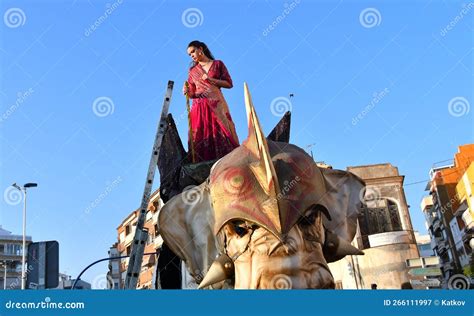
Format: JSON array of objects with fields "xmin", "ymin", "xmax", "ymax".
[{"xmin": 124, "ymin": 80, "xmax": 174, "ymax": 289}]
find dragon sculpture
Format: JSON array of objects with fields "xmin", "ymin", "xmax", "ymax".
[{"xmin": 158, "ymin": 83, "xmax": 365, "ymax": 289}]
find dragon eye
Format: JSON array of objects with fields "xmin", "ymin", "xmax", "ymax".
[
  {"xmin": 299, "ymin": 210, "xmax": 317, "ymax": 227},
  {"xmin": 231, "ymin": 221, "xmax": 249, "ymax": 237},
  {"xmin": 235, "ymin": 226, "xmax": 248, "ymax": 237},
  {"xmin": 298, "ymin": 204, "xmax": 331, "ymax": 228}
]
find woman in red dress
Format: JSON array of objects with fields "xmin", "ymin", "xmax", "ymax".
[{"xmin": 183, "ymin": 41, "xmax": 239, "ymax": 162}]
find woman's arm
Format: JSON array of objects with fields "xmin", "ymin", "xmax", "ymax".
[
  {"xmin": 206, "ymin": 76, "xmax": 232, "ymax": 89},
  {"xmin": 206, "ymin": 60, "xmax": 233, "ymax": 89}
]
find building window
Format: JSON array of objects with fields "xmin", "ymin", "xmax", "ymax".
[
  {"xmin": 358, "ymin": 199, "xmax": 403, "ymax": 236},
  {"xmin": 0, "ymin": 244, "xmax": 4, "ymax": 254},
  {"xmin": 387, "ymin": 200, "xmax": 402, "ymax": 230},
  {"xmin": 146, "ymin": 211, "xmax": 152, "ymax": 222},
  {"xmin": 125, "ymin": 225, "xmax": 130, "ymax": 235},
  {"xmin": 3, "ymin": 244, "xmax": 22, "ymax": 255},
  {"xmin": 147, "ymin": 233, "xmax": 153, "ymax": 245}
]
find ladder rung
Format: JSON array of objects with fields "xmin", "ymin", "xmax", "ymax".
[{"xmin": 124, "ymin": 80, "xmax": 174, "ymax": 289}]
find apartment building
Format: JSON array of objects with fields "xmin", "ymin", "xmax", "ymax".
[
  {"xmin": 0, "ymin": 226, "xmax": 32, "ymax": 290},
  {"xmin": 107, "ymin": 243, "xmax": 121, "ymax": 290},
  {"xmin": 116, "ymin": 189, "xmax": 163, "ymax": 289},
  {"xmin": 454, "ymin": 161, "xmax": 474, "ymax": 279},
  {"xmin": 424, "ymin": 144, "xmax": 474, "ymax": 287}
]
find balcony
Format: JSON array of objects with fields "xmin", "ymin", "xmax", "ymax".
[
  {"xmin": 442, "ymin": 261, "xmax": 455, "ymax": 272},
  {"xmin": 462, "ymin": 232, "xmax": 472, "ymax": 243},
  {"xmin": 0, "ymin": 253, "xmax": 22, "ymax": 259},
  {"xmin": 429, "ymin": 162, "xmax": 454, "ymax": 180},
  {"xmin": 462, "ymin": 210, "xmax": 473, "ymax": 229},
  {"xmin": 423, "ymin": 256, "xmax": 440, "ymax": 267},
  {"xmin": 438, "ymin": 238, "xmax": 448, "ymax": 250},
  {"xmin": 454, "ymin": 201, "xmax": 468, "ymax": 217},
  {"xmin": 1, "ymin": 268, "xmax": 21, "ymax": 274},
  {"xmin": 432, "ymin": 219, "xmax": 442, "ymax": 232},
  {"xmin": 436, "ymin": 242, "xmax": 448, "ymax": 254},
  {"xmin": 426, "ymin": 216, "xmax": 439, "ymax": 229},
  {"xmin": 123, "ymin": 232, "xmax": 135, "ymax": 246}
]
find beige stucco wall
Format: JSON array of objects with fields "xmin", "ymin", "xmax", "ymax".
[{"xmin": 329, "ymin": 243, "xmax": 419, "ymax": 289}]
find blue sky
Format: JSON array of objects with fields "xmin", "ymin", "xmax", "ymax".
[{"xmin": 1, "ymin": 0, "xmax": 472, "ymax": 288}]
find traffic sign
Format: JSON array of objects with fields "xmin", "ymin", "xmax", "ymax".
[
  {"xmin": 410, "ymin": 279, "xmax": 441, "ymax": 287},
  {"xmin": 26, "ymin": 241, "xmax": 59, "ymax": 289},
  {"xmin": 408, "ymin": 267, "xmax": 442, "ymax": 276}
]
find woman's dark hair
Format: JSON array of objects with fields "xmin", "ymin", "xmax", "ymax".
[{"xmin": 188, "ymin": 40, "xmax": 215, "ymax": 68}]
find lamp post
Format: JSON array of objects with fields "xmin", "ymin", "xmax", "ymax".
[{"xmin": 12, "ymin": 182, "xmax": 37, "ymax": 290}]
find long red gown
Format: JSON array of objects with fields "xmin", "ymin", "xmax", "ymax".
[{"xmin": 187, "ymin": 60, "xmax": 239, "ymax": 162}]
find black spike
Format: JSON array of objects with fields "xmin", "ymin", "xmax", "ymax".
[
  {"xmin": 267, "ymin": 111, "xmax": 291, "ymax": 143},
  {"xmin": 158, "ymin": 114, "xmax": 188, "ymax": 203}
]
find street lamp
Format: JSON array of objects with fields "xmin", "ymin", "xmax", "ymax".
[{"xmin": 11, "ymin": 182, "xmax": 37, "ymax": 290}]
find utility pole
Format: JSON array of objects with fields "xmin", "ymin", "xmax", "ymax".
[{"xmin": 12, "ymin": 182, "xmax": 37, "ymax": 290}]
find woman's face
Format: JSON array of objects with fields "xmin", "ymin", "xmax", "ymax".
[{"xmin": 187, "ymin": 46, "xmax": 203, "ymax": 62}]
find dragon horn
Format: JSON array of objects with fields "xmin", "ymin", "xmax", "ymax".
[
  {"xmin": 198, "ymin": 254, "xmax": 234, "ymax": 289},
  {"xmin": 323, "ymin": 230, "xmax": 364, "ymax": 262},
  {"xmin": 243, "ymin": 83, "xmax": 282, "ymax": 234}
]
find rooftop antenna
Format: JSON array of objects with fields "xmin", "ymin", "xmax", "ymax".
[{"xmin": 305, "ymin": 143, "xmax": 316, "ymax": 160}]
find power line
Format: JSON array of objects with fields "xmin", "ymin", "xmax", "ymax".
[
  {"xmin": 404, "ymin": 179, "xmax": 429, "ymax": 186},
  {"xmin": 404, "ymin": 167, "xmax": 467, "ymax": 187}
]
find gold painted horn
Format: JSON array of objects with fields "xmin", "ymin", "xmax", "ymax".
[
  {"xmin": 197, "ymin": 253, "xmax": 235, "ymax": 289},
  {"xmin": 243, "ymin": 83, "xmax": 282, "ymax": 235}
]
